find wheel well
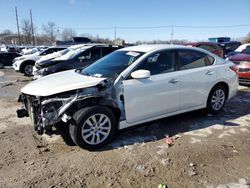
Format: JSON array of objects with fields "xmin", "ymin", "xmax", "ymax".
[
  {"xmin": 211, "ymin": 82, "xmax": 229, "ymax": 99},
  {"xmin": 67, "ymin": 97, "xmax": 121, "ymax": 123},
  {"xmin": 20, "ymin": 60, "xmax": 35, "ymax": 72}
]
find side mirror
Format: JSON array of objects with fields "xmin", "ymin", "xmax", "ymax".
[{"xmin": 131, "ymin": 70, "xmax": 150, "ymax": 79}]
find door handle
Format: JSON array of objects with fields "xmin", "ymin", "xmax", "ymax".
[
  {"xmin": 206, "ymin": 70, "xmax": 214, "ymax": 75},
  {"xmin": 169, "ymin": 78, "xmax": 179, "ymax": 84}
]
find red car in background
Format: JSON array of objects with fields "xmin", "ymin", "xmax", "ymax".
[
  {"xmin": 184, "ymin": 42, "xmax": 224, "ymax": 58},
  {"xmin": 229, "ymin": 53, "xmax": 250, "ymax": 85}
]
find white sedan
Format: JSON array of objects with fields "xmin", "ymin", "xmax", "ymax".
[{"xmin": 18, "ymin": 45, "xmax": 238, "ymax": 150}]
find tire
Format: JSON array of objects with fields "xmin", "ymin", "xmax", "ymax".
[
  {"xmin": 206, "ymin": 85, "xmax": 227, "ymax": 115},
  {"xmin": 22, "ymin": 62, "xmax": 34, "ymax": 76},
  {"xmin": 69, "ymin": 105, "xmax": 116, "ymax": 150}
]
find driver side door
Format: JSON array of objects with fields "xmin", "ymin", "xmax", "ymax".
[{"xmin": 122, "ymin": 50, "xmax": 180, "ymax": 124}]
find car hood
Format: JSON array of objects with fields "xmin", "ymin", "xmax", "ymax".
[
  {"xmin": 37, "ymin": 53, "xmax": 59, "ymax": 63},
  {"xmin": 21, "ymin": 69, "xmax": 106, "ymax": 96},
  {"xmin": 229, "ymin": 53, "xmax": 250, "ymax": 61}
]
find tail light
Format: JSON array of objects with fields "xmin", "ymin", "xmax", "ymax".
[{"xmin": 230, "ymin": 66, "xmax": 238, "ymax": 74}]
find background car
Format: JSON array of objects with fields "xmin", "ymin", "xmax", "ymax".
[
  {"xmin": 219, "ymin": 41, "xmax": 241, "ymax": 57},
  {"xmin": 229, "ymin": 53, "xmax": 250, "ymax": 85},
  {"xmin": 184, "ymin": 42, "xmax": 224, "ymax": 57},
  {"xmin": 0, "ymin": 52, "xmax": 21, "ymax": 68},
  {"xmin": 226, "ymin": 43, "xmax": 250, "ymax": 58},
  {"xmin": 33, "ymin": 45, "xmax": 121, "ymax": 78},
  {"xmin": 12, "ymin": 46, "xmax": 66, "ymax": 76}
]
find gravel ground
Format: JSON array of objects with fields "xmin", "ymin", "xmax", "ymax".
[{"xmin": 0, "ymin": 69, "xmax": 250, "ymax": 188}]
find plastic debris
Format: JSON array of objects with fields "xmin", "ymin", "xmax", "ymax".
[
  {"xmin": 165, "ymin": 136, "xmax": 174, "ymax": 146},
  {"xmin": 158, "ymin": 183, "xmax": 168, "ymax": 188}
]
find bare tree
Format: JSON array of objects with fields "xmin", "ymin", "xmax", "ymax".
[
  {"xmin": 21, "ymin": 19, "xmax": 33, "ymax": 45},
  {"xmin": 61, "ymin": 28, "xmax": 76, "ymax": 41},
  {"xmin": 1, "ymin": 29, "xmax": 13, "ymax": 35},
  {"xmin": 42, "ymin": 22, "xmax": 57, "ymax": 44}
]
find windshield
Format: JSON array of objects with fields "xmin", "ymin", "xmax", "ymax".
[{"xmin": 81, "ymin": 50, "xmax": 144, "ymax": 79}]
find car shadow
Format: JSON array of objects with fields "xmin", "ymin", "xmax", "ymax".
[{"xmin": 56, "ymin": 89, "xmax": 250, "ymax": 151}]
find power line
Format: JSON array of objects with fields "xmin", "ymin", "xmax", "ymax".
[{"xmin": 58, "ymin": 24, "xmax": 250, "ymax": 31}]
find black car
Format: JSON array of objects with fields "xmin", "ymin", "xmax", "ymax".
[
  {"xmin": 33, "ymin": 45, "xmax": 121, "ymax": 78},
  {"xmin": 218, "ymin": 41, "xmax": 241, "ymax": 57},
  {"xmin": 225, "ymin": 44, "xmax": 250, "ymax": 58},
  {"xmin": 0, "ymin": 52, "xmax": 21, "ymax": 68}
]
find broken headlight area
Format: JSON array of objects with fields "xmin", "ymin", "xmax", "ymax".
[{"xmin": 17, "ymin": 87, "xmax": 100, "ymax": 135}]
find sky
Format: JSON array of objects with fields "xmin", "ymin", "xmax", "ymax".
[{"xmin": 1, "ymin": 0, "xmax": 250, "ymax": 42}]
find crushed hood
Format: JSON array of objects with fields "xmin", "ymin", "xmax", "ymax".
[{"xmin": 21, "ymin": 70, "xmax": 106, "ymax": 96}]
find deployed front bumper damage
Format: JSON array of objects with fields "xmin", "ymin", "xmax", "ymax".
[{"xmin": 17, "ymin": 87, "xmax": 99, "ymax": 134}]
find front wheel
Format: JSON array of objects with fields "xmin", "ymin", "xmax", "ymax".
[
  {"xmin": 206, "ymin": 85, "xmax": 226, "ymax": 115},
  {"xmin": 69, "ymin": 105, "xmax": 116, "ymax": 150},
  {"xmin": 23, "ymin": 63, "xmax": 34, "ymax": 76}
]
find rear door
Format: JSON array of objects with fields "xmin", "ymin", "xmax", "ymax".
[
  {"xmin": 177, "ymin": 49, "xmax": 217, "ymax": 110},
  {"xmin": 123, "ymin": 50, "xmax": 181, "ymax": 123}
]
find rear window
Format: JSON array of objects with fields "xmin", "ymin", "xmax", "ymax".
[{"xmin": 178, "ymin": 50, "xmax": 214, "ymax": 70}]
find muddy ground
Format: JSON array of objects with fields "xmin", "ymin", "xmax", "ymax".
[{"xmin": 0, "ymin": 69, "xmax": 250, "ymax": 188}]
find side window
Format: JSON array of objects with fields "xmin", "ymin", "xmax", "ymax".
[
  {"xmin": 90, "ymin": 48, "xmax": 101, "ymax": 60},
  {"xmin": 77, "ymin": 49, "xmax": 101, "ymax": 62},
  {"xmin": 242, "ymin": 46, "xmax": 250, "ymax": 54},
  {"xmin": 178, "ymin": 50, "xmax": 213, "ymax": 70},
  {"xmin": 198, "ymin": 44, "xmax": 212, "ymax": 51},
  {"xmin": 77, "ymin": 51, "xmax": 91, "ymax": 61},
  {"xmin": 135, "ymin": 50, "xmax": 175, "ymax": 75},
  {"xmin": 41, "ymin": 49, "xmax": 52, "ymax": 55}
]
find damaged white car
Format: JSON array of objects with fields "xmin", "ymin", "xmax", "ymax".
[{"xmin": 17, "ymin": 45, "xmax": 238, "ymax": 150}]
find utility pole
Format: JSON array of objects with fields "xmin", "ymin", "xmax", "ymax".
[
  {"xmin": 171, "ymin": 24, "xmax": 174, "ymax": 44},
  {"xmin": 114, "ymin": 27, "xmax": 117, "ymax": 41},
  {"xmin": 57, "ymin": 27, "xmax": 60, "ymax": 41},
  {"xmin": 30, "ymin": 9, "xmax": 35, "ymax": 45},
  {"xmin": 15, "ymin": 6, "xmax": 21, "ymax": 46}
]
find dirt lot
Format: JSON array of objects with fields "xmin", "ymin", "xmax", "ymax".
[{"xmin": 0, "ymin": 69, "xmax": 250, "ymax": 188}]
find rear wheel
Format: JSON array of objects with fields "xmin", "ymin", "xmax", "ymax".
[
  {"xmin": 69, "ymin": 105, "xmax": 116, "ymax": 150},
  {"xmin": 206, "ymin": 85, "xmax": 226, "ymax": 114},
  {"xmin": 22, "ymin": 62, "xmax": 34, "ymax": 76}
]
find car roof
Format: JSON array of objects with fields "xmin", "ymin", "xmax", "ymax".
[
  {"xmin": 184, "ymin": 42, "xmax": 219, "ymax": 46},
  {"xmin": 118, "ymin": 44, "xmax": 205, "ymax": 53}
]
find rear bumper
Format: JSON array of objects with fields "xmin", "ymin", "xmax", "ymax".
[{"xmin": 239, "ymin": 77, "xmax": 250, "ymax": 85}]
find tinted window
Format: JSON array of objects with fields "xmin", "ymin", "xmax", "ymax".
[
  {"xmin": 135, "ymin": 50, "xmax": 175, "ymax": 75},
  {"xmin": 77, "ymin": 48, "xmax": 101, "ymax": 61},
  {"xmin": 178, "ymin": 50, "xmax": 214, "ymax": 70},
  {"xmin": 198, "ymin": 44, "xmax": 216, "ymax": 51},
  {"xmin": 242, "ymin": 46, "xmax": 250, "ymax": 54},
  {"xmin": 102, "ymin": 47, "xmax": 117, "ymax": 56}
]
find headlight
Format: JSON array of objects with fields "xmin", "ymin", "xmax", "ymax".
[
  {"xmin": 36, "ymin": 67, "xmax": 50, "ymax": 75},
  {"xmin": 16, "ymin": 57, "xmax": 26, "ymax": 61}
]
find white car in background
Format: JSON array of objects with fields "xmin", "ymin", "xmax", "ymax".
[
  {"xmin": 17, "ymin": 45, "xmax": 238, "ymax": 150},
  {"xmin": 13, "ymin": 47, "xmax": 66, "ymax": 76}
]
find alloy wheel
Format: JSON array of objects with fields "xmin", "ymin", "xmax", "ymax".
[
  {"xmin": 211, "ymin": 89, "xmax": 225, "ymax": 111},
  {"xmin": 81, "ymin": 113, "xmax": 111, "ymax": 145}
]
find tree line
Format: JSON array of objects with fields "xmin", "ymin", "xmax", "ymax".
[{"xmin": 0, "ymin": 20, "xmax": 116, "ymax": 46}]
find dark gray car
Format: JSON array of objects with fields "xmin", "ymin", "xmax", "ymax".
[{"xmin": 33, "ymin": 45, "xmax": 121, "ymax": 78}]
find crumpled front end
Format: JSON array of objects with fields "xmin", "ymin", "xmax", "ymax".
[{"xmin": 17, "ymin": 87, "xmax": 99, "ymax": 134}]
